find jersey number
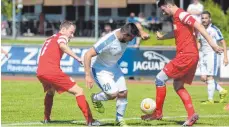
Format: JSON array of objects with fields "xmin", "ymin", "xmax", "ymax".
[
  {"xmin": 40, "ymin": 39, "xmax": 51, "ymax": 56},
  {"xmin": 103, "ymin": 83, "xmax": 111, "ymax": 92}
]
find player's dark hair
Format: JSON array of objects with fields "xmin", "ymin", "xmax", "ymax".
[
  {"xmin": 202, "ymin": 11, "xmax": 211, "ymax": 18},
  {"xmin": 120, "ymin": 23, "xmax": 139, "ymax": 37},
  {"xmin": 158, "ymin": 0, "xmax": 176, "ymax": 7},
  {"xmin": 60, "ymin": 20, "xmax": 76, "ymax": 29}
]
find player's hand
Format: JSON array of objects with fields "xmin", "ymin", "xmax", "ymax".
[
  {"xmin": 76, "ymin": 58, "xmax": 83, "ymax": 65},
  {"xmin": 212, "ymin": 45, "xmax": 224, "ymax": 54},
  {"xmin": 85, "ymin": 75, "xmax": 94, "ymax": 89},
  {"xmin": 223, "ymin": 57, "xmax": 229, "ymax": 66},
  {"xmin": 4, "ymin": 52, "xmax": 8, "ymax": 58},
  {"xmin": 2, "ymin": 51, "xmax": 8, "ymax": 58},
  {"xmin": 140, "ymin": 31, "xmax": 150, "ymax": 40},
  {"xmin": 156, "ymin": 31, "xmax": 164, "ymax": 40}
]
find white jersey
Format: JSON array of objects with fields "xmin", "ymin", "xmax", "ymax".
[
  {"xmin": 92, "ymin": 29, "xmax": 128, "ymax": 69},
  {"xmin": 198, "ymin": 24, "xmax": 223, "ymax": 53},
  {"xmin": 187, "ymin": 3, "xmax": 203, "ymax": 23}
]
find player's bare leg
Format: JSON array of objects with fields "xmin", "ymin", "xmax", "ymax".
[
  {"xmin": 44, "ymin": 87, "xmax": 55, "ymax": 124},
  {"xmin": 141, "ymin": 71, "xmax": 168, "ymax": 120},
  {"xmin": 114, "ymin": 91, "xmax": 128, "ymax": 127},
  {"xmin": 68, "ymin": 84, "xmax": 101, "ymax": 126},
  {"xmin": 173, "ymin": 80, "xmax": 199, "ymax": 126}
]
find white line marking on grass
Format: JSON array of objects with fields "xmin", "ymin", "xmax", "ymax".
[{"xmin": 3, "ymin": 115, "xmax": 229, "ymax": 126}]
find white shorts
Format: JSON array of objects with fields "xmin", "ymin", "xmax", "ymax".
[
  {"xmin": 199, "ymin": 52, "xmax": 220, "ymax": 76},
  {"xmin": 91, "ymin": 66, "xmax": 127, "ymax": 95}
]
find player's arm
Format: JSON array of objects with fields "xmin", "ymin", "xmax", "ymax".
[
  {"xmin": 83, "ymin": 35, "xmax": 110, "ymax": 89},
  {"xmin": 134, "ymin": 22, "xmax": 150, "ymax": 40},
  {"xmin": 156, "ymin": 31, "xmax": 174, "ymax": 40},
  {"xmin": 59, "ymin": 43, "xmax": 82, "ymax": 64},
  {"xmin": 194, "ymin": 22, "xmax": 223, "ymax": 53},
  {"xmin": 219, "ymin": 39, "xmax": 228, "ymax": 66},
  {"xmin": 84, "ymin": 48, "xmax": 97, "ymax": 89},
  {"xmin": 178, "ymin": 12, "xmax": 223, "ymax": 53}
]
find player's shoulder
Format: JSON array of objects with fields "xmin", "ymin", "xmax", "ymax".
[
  {"xmin": 210, "ymin": 24, "xmax": 221, "ymax": 32},
  {"xmin": 97, "ymin": 30, "xmax": 117, "ymax": 44},
  {"xmin": 178, "ymin": 10, "xmax": 190, "ymax": 18}
]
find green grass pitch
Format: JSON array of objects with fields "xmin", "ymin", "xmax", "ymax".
[{"xmin": 1, "ymin": 80, "xmax": 229, "ymax": 126}]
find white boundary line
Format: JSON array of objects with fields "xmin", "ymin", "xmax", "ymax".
[{"xmin": 2, "ymin": 115, "xmax": 229, "ymax": 126}]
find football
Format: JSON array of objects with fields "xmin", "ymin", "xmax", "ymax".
[{"xmin": 140, "ymin": 98, "xmax": 156, "ymax": 114}]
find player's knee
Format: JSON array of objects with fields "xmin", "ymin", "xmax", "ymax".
[
  {"xmin": 47, "ymin": 89, "xmax": 55, "ymax": 96},
  {"xmin": 206, "ymin": 76, "xmax": 214, "ymax": 81},
  {"xmin": 173, "ymin": 80, "xmax": 184, "ymax": 91},
  {"xmin": 118, "ymin": 90, "xmax": 128, "ymax": 98},
  {"xmin": 155, "ymin": 71, "xmax": 168, "ymax": 87},
  {"xmin": 200, "ymin": 76, "xmax": 207, "ymax": 82},
  {"xmin": 75, "ymin": 87, "xmax": 84, "ymax": 96},
  {"xmin": 106, "ymin": 92, "xmax": 119, "ymax": 100},
  {"xmin": 69, "ymin": 86, "xmax": 84, "ymax": 96},
  {"xmin": 155, "ymin": 77, "xmax": 165, "ymax": 87},
  {"xmin": 174, "ymin": 85, "xmax": 183, "ymax": 91}
]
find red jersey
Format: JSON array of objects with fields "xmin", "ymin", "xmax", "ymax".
[
  {"xmin": 37, "ymin": 33, "xmax": 68, "ymax": 75},
  {"xmin": 173, "ymin": 8, "xmax": 198, "ymax": 54}
]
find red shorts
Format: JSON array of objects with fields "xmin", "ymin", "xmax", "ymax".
[
  {"xmin": 37, "ymin": 72, "xmax": 75, "ymax": 94},
  {"xmin": 163, "ymin": 53, "xmax": 199, "ymax": 84}
]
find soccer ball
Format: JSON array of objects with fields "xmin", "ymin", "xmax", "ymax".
[{"xmin": 140, "ymin": 98, "xmax": 156, "ymax": 114}]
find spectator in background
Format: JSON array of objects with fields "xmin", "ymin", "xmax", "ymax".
[
  {"xmin": 127, "ymin": 12, "xmax": 138, "ymax": 23},
  {"xmin": 101, "ymin": 24, "xmax": 112, "ymax": 37},
  {"xmin": 187, "ymin": 0, "xmax": 204, "ymax": 23},
  {"xmin": 137, "ymin": 12, "xmax": 148, "ymax": 28}
]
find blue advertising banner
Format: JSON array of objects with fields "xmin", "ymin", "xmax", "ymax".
[
  {"xmin": 1, "ymin": 45, "xmax": 87, "ymax": 75},
  {"xmin": 1, "ymin": 45, "xmax": 228, "ymax": 78}
]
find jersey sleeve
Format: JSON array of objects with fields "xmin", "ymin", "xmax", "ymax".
[
  {"xmin": 93, "ymin": 34, "xmax": 116, "ymax": 54},
  {"xmin": 213, "ymin": 27, "xmax": 224, "ymax": 41},
  {"xmin": 179, "ymin": 12, "xmax": 196, "ymax": 27},
  {"xmin": 57, "ymin": 35, "xmax": 69, "ymax": 44}
]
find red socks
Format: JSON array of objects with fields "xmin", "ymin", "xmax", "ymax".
[
  {"xmin": 44, "ymin": 93, "xmax": 54, "ymax": 120},
  {"xmin": 156, "ymin": 86, "xmax": 166, "ymax": 115},
  {"xmin": 76, "ymin": 95, "xmax": 93, "ymax": 124},
  {"xmin": 176, "ymin": 88, "xmax": 195, "ymax": 118}
]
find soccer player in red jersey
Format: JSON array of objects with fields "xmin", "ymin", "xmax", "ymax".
[
  {"xmin": 141, "ymin": 0, "xmax": 224, "ymax": 126},
  {"xmin": 36, "ymin": 21, "xmax": 100, "ymax": 126}
]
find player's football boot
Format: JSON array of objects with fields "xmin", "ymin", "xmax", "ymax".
[
  {"xmin": 88, "ymin": 119, "xmax": 102, "ymax": 126},
  {"xmin": 114, "ymin": 120, "xmax": 128, "ymax": 127},
  {"xmin": 91, "ymin": 93, "xmax": 105, "ymax": 113},
  {"xmin": 201, "ymin": 99, "xmax": 214, "ymax": 104},
  {"xmin": 182, "ymin": 113, "xmax": 199, "ymax": 126},
  {"xmin": 219, "ymin": 89, "xmax": 228, "ymax": 103},
  {"xmin": 141, "ymin": 110, "xmax": 163, "ymax": 120},
  {"xmin": 224, "ymin": 104, "xmax": 229, "ymax": 111}
]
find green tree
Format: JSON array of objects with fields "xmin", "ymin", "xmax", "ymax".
[{"xmin": 1, "ymin": 0, "xmax": 13, "ymax": 20}]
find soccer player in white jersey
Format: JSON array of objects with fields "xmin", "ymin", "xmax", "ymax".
[
  {"xmin": 198, "ymin": 11, "xmax": 228, "ymax": 104},
  {"xmin": 83, "ymin": 23, "xmax": 149, "ymax": 126}
]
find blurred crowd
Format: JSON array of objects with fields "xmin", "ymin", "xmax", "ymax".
[{"xmin": 1, "ymin": 0, "xmax": 204, "ymax": 38}]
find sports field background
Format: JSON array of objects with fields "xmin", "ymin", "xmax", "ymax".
[{"xmin": 1, "ymin": 75, "xmax": 229, "ymax": 126}]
